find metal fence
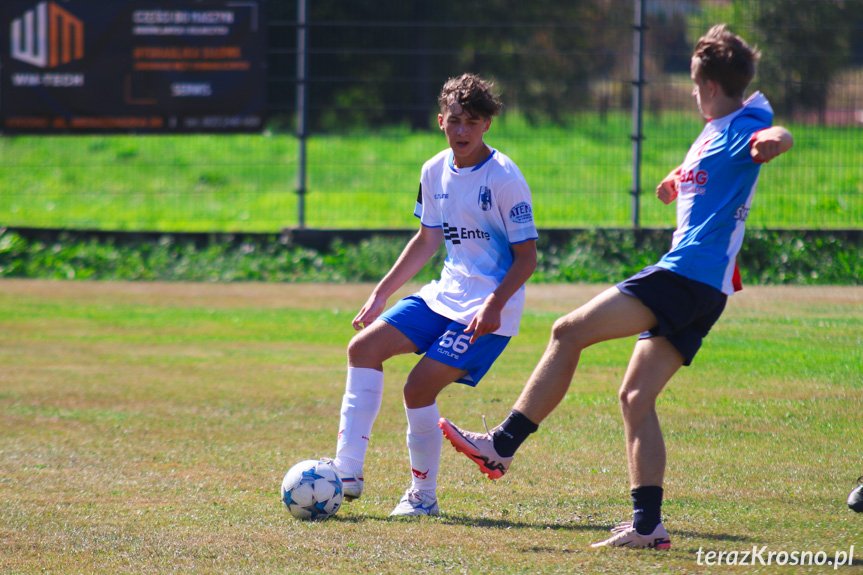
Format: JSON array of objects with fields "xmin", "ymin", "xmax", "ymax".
[{"xmin": 2, "ymin": 0, "xmax": 862, "ymax": 232}]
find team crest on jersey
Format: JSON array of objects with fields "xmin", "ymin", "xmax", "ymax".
[
  {"xmin": 478, "ymin": 186, "xmax": 492, "ymax": 211},
  {"xmin": 509, "ymin": 202, "xmax": 533, "ymax": 223}
]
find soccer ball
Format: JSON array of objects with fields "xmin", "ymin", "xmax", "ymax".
[{"xmin": 280, "ymin": 459, "xmax": 343, "ymax": 520}]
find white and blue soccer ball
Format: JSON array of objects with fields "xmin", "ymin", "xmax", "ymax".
[{"xmin": 280, "ymin": 459, "xmax": 343, "ymax": 520}]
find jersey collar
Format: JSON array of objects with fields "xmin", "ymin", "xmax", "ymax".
[{"xmin": 448, "ymin": 149, "xmax": 496, "ymax": 174}]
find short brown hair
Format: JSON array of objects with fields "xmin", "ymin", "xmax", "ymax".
[
  {"xmin": 692, "ymin": 24, "xmax": 760, "ymax": 99},
  {"xmin": 438, "ymin": 73, "xmax": 503, "ymax": 120}
]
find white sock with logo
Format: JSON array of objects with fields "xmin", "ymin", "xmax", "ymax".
[
  {"xmin": 405, "ymin": 402, "xmax": 442, "ymax": 494},
  {"xmin": 334, "ymin": 367, "xmax": 383, "ymax": 475}
]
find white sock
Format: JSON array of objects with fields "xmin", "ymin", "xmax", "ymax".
[
  {"xmin": 334, "ymin": 367, "xmax": 383, "ymax": 475},
  {"xmin": 405, "ymin": 402, "xmax": 442, "ymax": 494}
]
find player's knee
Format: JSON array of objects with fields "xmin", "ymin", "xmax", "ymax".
[
  {"xmin": 402, "ymin": 377, "xmax": 429, "ymax": 407},
  {"xmin": 346, "ymin": 334, "xmax": 365, "ymax": 362},
  {"xmin": 347, "ymin": 331, "xmax": 383, "ymax": 367},
  {"xmin": 618, "ymin": 386, "xmax": 654, "ymax": 415},
  {"xmin": 549, "ymin": 315, "xmax": 586, "ymax": 349}
]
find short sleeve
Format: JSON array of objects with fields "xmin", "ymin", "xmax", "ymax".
[
  {"xmin": 413, "ymin": 182, "xmax": 423, "ymax": 219},
  {"xmin": 416, "ymin": 175, "xmax": 443, "ymax": 228},
  {"xmin": 496, "ymin": 178, "xmax": 538, "ymax": 244},
  {"xmin": 730, "ymin": 116, "xmax": 770, "ymax": 163}
]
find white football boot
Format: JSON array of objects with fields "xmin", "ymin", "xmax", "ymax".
[
  {"xmin": 590, "ymin": 522, "xmax": 671, "ymax": 549},
  {"xmin": 389, "ymin": 489, "xmax": 440, "ymax": 517}
]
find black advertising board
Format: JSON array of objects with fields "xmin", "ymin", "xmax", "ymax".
[{"xmin": 0, "ymin": 0, "xmax": 266, "ymax": 134}]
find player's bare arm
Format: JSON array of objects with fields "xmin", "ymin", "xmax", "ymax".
[
  {"xmin": 656, "ymin": 165, "xmax": 683, "ymax": 205},
  {"xmin": 750, "ymin": 126, "xmax": 794, "ymax": 163},
  {"xmin": 464, "ymin": 239, "xmax": 537, "ymax": 343},
  {"xmin": 352, "ymin": 225, "xmax": 444, "ymax": 330}
]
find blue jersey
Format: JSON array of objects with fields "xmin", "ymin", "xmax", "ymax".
[{"xmin": 656, "ymin": 92, "xmax": 774, "ymax": 295}]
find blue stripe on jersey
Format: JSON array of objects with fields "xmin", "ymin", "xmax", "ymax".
[
  {"xmin": 656, "ymin": 93, "xmax": 773, "ymax": 295},
  {"xmin": 447, "ymin": 149, "xmax": 497, "ymax": 173}
]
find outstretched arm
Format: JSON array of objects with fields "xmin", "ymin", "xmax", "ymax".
[
  {"xmin": 655, "ymin": 165, "xmax": 682, "ymax": 205},
  {"xmin": 352, "ymin": 225, "xmax": 443, "ymax": 330},
  {"xmin": 464, "ymin": 239, "xmax": 537, "ymax": 343},
  {"xmin": 751, "ymin": 126, "xmax": 794, "ymax": 163}
]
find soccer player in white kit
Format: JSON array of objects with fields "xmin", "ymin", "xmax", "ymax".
[
  {"xmin": 325, "ymin": 73, "xmax": 538, "ymax": 516},
  {"xmin": 440, "ymin": 25, "xmax": 793, "ymax": 547}
]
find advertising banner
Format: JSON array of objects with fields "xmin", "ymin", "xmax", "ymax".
[{"xmin": 0, "ymin": 0, "xmax": 266, "ymax": 133}]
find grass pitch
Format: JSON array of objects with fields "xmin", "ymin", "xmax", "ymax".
[
  {"xmin": 1, "ymin": 114, "xmax": 861, "ymax": 231},
  {"xmin": 0, "ymin": 280, "xmax": 860, "ymax": 574}
]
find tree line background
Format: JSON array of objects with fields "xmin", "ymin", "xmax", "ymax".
[{"xmin": 267, "ymin": 0, "xmax": 863, "ymax": 131}]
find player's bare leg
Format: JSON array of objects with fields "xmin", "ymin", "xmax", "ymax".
[
  {"xmin": 619, "ymin": 336, "xmax": 682, "ymax": 488},
  {"xmin": 403, "ymin": 355, "xmax": 466, "ymax": 409},
  {"xmin": 347, "ymin": 319, "xmax": 420, "ymax": 370},
  {"xmin": 440, "ymin": 287, "xmax": 659, "ymax": 479},
  {"xmin": 513, "ymin": 287, "xmax": 658, "ymax": 424},
  {"xmin": 591, "ymin": 336, "xmax": 681, "ymax": 550}
]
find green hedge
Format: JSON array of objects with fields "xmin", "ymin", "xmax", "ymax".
[{"xmin": 0, "ymin": 228, "xmax": 859, "ymax": 285}]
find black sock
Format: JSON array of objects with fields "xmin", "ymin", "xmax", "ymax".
[
  {"xmin": 491, "ymin": 410, "xmax": 539, "ymax": 457},
  {"xmin": 631, "ymin": 485, "xmax": 664, "ymax": 535}
]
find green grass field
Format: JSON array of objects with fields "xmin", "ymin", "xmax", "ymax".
[
  {"xmin": 1, "ymin": 280, "xmax": 861, "ymax": 573},
  {"xmin": 1, "ymin": 112, "xmax": 861, "ymax": 231}
]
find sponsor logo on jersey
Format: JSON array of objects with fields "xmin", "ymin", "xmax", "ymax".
[
  {"xmin": 478, "ymin": 186, "xmax": 492, "ymax": 211},
  {"xmin": 509, "ymin": 202, "xmax": 533, "ymax": 223},
  {"xmin": 460, "ymin": 228, "xmax": 490, "ymax": 240},
  {"xmin": 443, "ymin": 222, "xmax": 490, "ymax": 244},
  {"xmin": 444, "ymin": 223, "xmax": 461, "ymax": 244},
  {"xmin": 733, "ymin": 204, "xmax": 750, "ymax": 222},
  {"xmin": 679, "ymin": 169, "xmax": 708, "ymax": 197},
  {"xmin": 434, "ymin": 193, "xmax": 449, "ymax": 199},
  {"xmin": 681, "ymin": 169, "xmax": 708, "ymax": 185}
]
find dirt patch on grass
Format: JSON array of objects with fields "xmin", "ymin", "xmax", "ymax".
[
  {"xmin": 0, "ymin": 279, "xmax": 382, "ymax": 309},
  {"xmin": 1, "ymin": 279, "xmax": 860, "ymax": 313}
]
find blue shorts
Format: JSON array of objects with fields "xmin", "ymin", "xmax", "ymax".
[
  {"xmin": 616, "ymin": 266, "xmax": 727, "ymax": 366},
  {"xmin": 378, "ymin": 295, "xmax": 511, "ymax": 386}
]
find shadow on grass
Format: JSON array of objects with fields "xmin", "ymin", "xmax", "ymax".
[
  {"xmin": 332, "ymin": 513, "xmax": 754, "ymax": 545},
  {"xmin": 672, "ymin": 530, "xmax": 750, "ymax": 543},
  {"xmin": 442, "ymin": 516, "xmax": 756, "ymax": 544},
  {"xmin": 437, "ymin": 513, "xmax": 611, "ymax": 533},
  {"xmin": 331, "ymin": 512, "xmax": 609, "ymax": 532}
]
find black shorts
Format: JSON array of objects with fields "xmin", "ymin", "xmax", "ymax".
[{"xmin": 616, "ymin": 266, "xmax": 727, "ymax": 366}]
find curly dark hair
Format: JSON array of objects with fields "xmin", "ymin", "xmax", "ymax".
[
  {"xmin": 692, "ymin": 24, "xmax": 761, "ymax": 99},
  {"xmin": 438, "ymin": 73, "xmax": 503, "ymax": 119}
]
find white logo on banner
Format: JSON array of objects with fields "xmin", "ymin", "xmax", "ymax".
[{"xmin": 11, "ymin": 1, "xmax": 84, "ymax": 68}]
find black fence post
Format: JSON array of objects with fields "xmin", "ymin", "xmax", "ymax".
[
  {"xmin": 631, "ymin": 0, "xmax": 647, "ymax": 229},
  {"xmin": 295, "ymin": 0, "xmax": 308, "ymax": 228}
]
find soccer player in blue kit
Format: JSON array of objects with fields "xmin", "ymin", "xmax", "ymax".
[
  {"xmin": 440, "ymin": 25, "xmax": 793, "ymax": 547},
  {"xmin": 324, "ymin": 73, "xmax": 538, "ymax": 517}
]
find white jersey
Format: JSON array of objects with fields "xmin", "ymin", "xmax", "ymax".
[{"xmin": 413, "ymin": 148, "xmax": 538, "ymax": 337}]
